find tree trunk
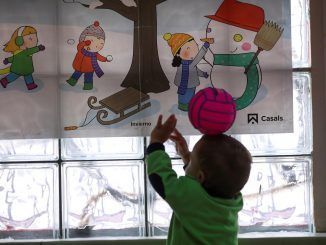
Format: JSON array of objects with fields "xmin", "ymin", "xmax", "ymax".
[{"xmin": 120, "ymin": 0, "xmax": 170, "ymax": 94}]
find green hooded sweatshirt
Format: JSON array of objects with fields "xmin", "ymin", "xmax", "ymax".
[{"xmin": 146, "ymin": 143, "xmax": 243, "ymax": 245}]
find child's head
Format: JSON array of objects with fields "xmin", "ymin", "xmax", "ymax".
[
  {"xmin": 79, "ymin": 21, "xmax": 105, "ymax": 52},
  {"xmin": 4, "ymin": 26, "xmax": 38, "ymax": 53},
  {"xmin": 186, "ymin": 134, "xmax": 252, "ymax": 198},
  {"xmin": 163, "ymin": 32, "xmax": 199, "ymax": 67}
]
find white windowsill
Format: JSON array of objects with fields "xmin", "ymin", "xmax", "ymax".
[{"xmin": 1, "ymin": 234, "xmax": 326, "ymax": 245}]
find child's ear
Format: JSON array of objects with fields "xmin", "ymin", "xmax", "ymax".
[{"xmin": 197, "ymin": 170, "xmax": 205, "ymax": 184}]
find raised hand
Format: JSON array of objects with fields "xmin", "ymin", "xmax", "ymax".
[
  {"xmin": 150, "ymin": 114, "xmax": 177, "ymax": 144},
  {"xmin": 38, "ymin": 45, "xmax": 45, "ymax": 51},
  {"xmin": 3, "ymin": 58, "xmax": 9, "ymax": 65},
  {"xmin": 170, "ymin": 128, "xmax": 191, "ymax": 164}
]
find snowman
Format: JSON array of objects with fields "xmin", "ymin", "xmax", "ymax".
[{"xmin": 204, "ymin": 0, "xmax": 265, "ymax": 111}]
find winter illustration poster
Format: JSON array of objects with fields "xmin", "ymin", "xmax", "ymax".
[
  {"xmin": 0, "ymin": 0, "xmax": 292, "ymax": 139},
  {"xmin": 61, "ymin": 0, "xmax": 293, "ymax": 138},
  {"xmin": 0, "ymin": 0, "xmax": 58, "ymax": 139}
]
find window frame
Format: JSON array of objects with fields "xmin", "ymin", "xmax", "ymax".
[{"xmin": 310, "ymin": 0, "xmax": 326, "ymax": 233}]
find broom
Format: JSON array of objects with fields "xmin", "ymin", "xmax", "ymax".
[{"xmin": 244, "ymin": 21, "xmax": 284, "ymax": 74}]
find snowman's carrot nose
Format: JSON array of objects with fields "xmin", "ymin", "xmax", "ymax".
[{"xmin": 200, "ymin": 38, "xmax": 214, "ymax": 44}]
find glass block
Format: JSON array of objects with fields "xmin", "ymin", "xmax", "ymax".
[
  {"xmin": 182, "ymin": 73, "xmax": 311, "ymax": 156},
  {"xmin": 239, "ymin": 157, "xmax": 312, "ymax": 233},
  {"xmin": 153, "ymin": 73, "xmax": 311, "ymax": 157},
  {"xmin": 146, "ymin": 137, "xmax": 194, "ymax": 159},
  {"xmin": 233, "ymin": 73, "xmax": 312, "ymax": 156},
  {"xmin": 291, "ymin": 0, "xmax": 311, "ymax": 68},
  {"xmin": 155, "ymin": 138, "xmax": 192, "ymax": 159},
  {"xmin": 148, "ymin": 158, "xmax": 312, "ymax": 236},
  {"xmin": 0, "ymin": 163, "xmax": 59, "ymax": 240},
  {"xmin": 0, "ymin": 139, "xmax": 59, "ymax": 162},
  {"xmin": 61, "ymin": 137, "xmax": 144, "ymax": 160},
  {"xmin": 62, "ymin": 161, "xmax": 144, "ymax": 238},
  {"xmin": 147, "ymin": 160, "xmax": 184, "ymax": 236}
]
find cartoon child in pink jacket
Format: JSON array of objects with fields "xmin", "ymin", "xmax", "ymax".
[{"xmin": 66, "ymin": 21, "xmax": 112, "ymax": 90}]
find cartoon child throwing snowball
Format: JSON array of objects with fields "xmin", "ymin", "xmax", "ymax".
[
  {"xmin": 67, "ymin": 21, "xmax": 112, "ymax": 90},
  {"xmin": 164, "ymin": 33, "xmax": 213, "ymax": 111}
]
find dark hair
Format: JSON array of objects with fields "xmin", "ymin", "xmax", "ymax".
[
  {"xmin": 172, "ymin": 50, "xmax": 182, "ymax": 67},
  {"xmin": 171, "ymin": 38, "xmax": 194, "ymax": 67},
  {"xmin": 195, "ymin": 134, "xmax": 252, "ymax": 199}
]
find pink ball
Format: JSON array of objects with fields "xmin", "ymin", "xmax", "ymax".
[{"xmin": 188, "ymin": 87, "xmax": 236, "ymax": 135}]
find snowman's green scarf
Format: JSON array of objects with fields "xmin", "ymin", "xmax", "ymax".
[{"xmin": 213, "ymin": 52, "xmax": 260, "ymax": 110}]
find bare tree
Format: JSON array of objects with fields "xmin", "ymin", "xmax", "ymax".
[{"xmin": 64, "ymin": 0, "xmax": 170, "ymax": 94}]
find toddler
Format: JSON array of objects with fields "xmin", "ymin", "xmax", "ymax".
[{"xmin": 146, "ymin": 114, "xmax": 252, "ymax": 245}]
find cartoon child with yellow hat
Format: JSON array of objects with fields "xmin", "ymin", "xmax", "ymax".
[{"xmin": 163, "ymin": 33, "xmax": 213, "ymax": 111}]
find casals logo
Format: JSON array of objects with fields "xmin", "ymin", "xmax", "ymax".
[
  {"xmin": 248, "ymin": 114, "xmax": 259, "ymax": 124},
  {"xmin": 248, "ymin": 113, "xmax": 284, "ymax": 124}
]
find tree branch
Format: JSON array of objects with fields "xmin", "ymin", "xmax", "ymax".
[
  {"xmin": 92, "ymin": 0, "xmax": 138, "ymax": 21},
  {"xmin": 156, "ymin": 0, "xmax": 167, "ymax": 4},
  {"xmin": 63, "ymin": 0, "xmax": 137, "ymax": 21},
  {"xmin": 105, "ymin": 185, "xmax": 138, "ymax": 204},
  {"xmin": 62, "ymin": 0, "xmax": 88, "ymax": 7}
]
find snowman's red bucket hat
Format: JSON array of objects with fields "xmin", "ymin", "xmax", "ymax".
[{"xmin": 206, "ymin": 0, "xmax": 265, "ymax": 32}]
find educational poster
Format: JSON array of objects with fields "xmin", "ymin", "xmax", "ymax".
[
  {"xmin": 59, "ymin": 0, "xmax": 143, "ymax": 138},
  {"xmin": 61, "ymin": 0, "xmax": 293, "ymax": 138},
  {"xmin": 156, "ymin": 0, "xmax": 293, "ymax": 135},
  {"xmin": 60, "ymin": 0, "xmax": 168, "ymax": 138},
  {"xmin": 0, "ymin": 0, "xmax": 58, "ymax": 139},
  {"xmin": 0, "ymin": 0, "xmax": 293, "ymax": 139}
]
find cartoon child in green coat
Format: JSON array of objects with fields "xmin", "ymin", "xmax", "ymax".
[{"xmin": 0, "ymin": 26, "xmax": 45, "ymax": 90}]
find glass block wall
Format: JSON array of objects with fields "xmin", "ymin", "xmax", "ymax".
[{"xmin": 148, "ymin": 157, "xmax": 312, "ymax": 236}]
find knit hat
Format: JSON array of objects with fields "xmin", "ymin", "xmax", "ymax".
[
  {"xmin": 206, "ymin": 0, "xmax": 265, "ymax": 32},
  {"xmin": 79, "ymin": 21, "xmax": 105, "ymax": 43},
  {"xmin": 163, "ymin": 33, "xmax": 193, "ymax": 56}
]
